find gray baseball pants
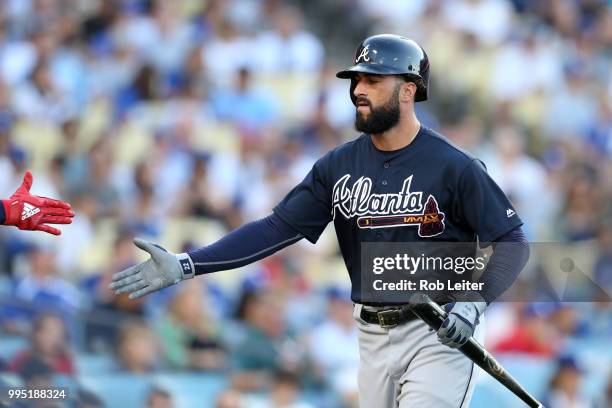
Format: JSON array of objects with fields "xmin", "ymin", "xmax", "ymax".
[{"xmin": 353, "ymin": 303, "xmax": 484, "ymax": 408}]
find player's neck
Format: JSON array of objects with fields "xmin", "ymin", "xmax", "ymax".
[{"xmin": 370, "ymin": 116, "xmax": 421, "ymax": 151}]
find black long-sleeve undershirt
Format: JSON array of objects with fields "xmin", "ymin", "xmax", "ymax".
[{"xmin": 188, "ymin": 213, "xmax": 529, "ymax": 304}]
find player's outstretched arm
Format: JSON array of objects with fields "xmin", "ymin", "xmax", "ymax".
[
  {"xmin": 110, "ymin": 213, "xmax": 303, "ymax": 299},
  {"xmin": 1, "ymin": 171, "xmax": 74, "ymax": 236}
]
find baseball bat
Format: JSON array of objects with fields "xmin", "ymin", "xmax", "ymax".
[{"xmin": 408, "ymin": 293, "xmax": 544, "ymax": 408}]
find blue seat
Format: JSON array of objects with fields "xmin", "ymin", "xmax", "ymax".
[
  {"xmin": 79, "ymin": 374, "xmax": 152, "ymax": 407},
  {"xmin": 0, "ymin": 336, "xmax": 27, "ymax": 360},
  {"xmin": 495, "ymin": 354, "xmax": 555, "ymax": 398},
  {"xmin": 471, "ymin": 354, "xmax": 555, "ymax": 408},
  {"xmin": 154, "ymin": 373, "xmax": 228, "ymax": 408},
  {"xmin": 74, "ymin": 353, "xmax": 116, "ymax": 375},
  {"xmin": 79, "ymin": 373, "xmax": 229, "ymax": 408},
  {"xmin": 0, "ymin": 372, "xmax": 22, "ymax": 387}
]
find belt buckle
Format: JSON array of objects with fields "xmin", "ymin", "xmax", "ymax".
[{"xmin": 377, "ymin": 309, "xmax": 399, "ymax": 328}]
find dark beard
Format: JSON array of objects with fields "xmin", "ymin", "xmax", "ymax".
[{"xmin": 354, "ymin": 85, "xmax": 401, "ymax": 134}]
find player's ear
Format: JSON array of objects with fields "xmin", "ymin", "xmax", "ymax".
[{"xmin": 400, "ymin": 81, "xmax": 416, "ymax": 103}]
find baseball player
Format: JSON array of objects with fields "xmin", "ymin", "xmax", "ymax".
[
  {"xmin": 111, "ymin": 34, "xmax": 529, "ymax": 407},
  {"xmin": 1, "ymin": 171, "xmax": 74, "ymax": 235}
]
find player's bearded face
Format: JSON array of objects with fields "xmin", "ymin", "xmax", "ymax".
[{"xmin": 354, "ymin": 83, "xmax": 401, "ymax": 134}]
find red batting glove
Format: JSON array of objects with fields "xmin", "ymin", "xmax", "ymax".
[{"xmin": 2, "ymin": 171, "xmax": 75, "ymax": 236}]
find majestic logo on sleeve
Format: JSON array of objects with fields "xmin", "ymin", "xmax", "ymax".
[{"xmin": 332, "ymin": 174, "xmax": 445, "ymax": 237}]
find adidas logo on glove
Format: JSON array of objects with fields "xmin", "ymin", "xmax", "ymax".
[{"xmin": 21, "ymin": 202, "xmax": 40, "ymax": 220}]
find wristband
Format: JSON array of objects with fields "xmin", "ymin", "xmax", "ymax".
[{"xmin": 176, "ymin": 253, "xmax": 195, "ymax": 279}]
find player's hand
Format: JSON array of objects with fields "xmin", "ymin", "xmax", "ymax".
[
  {"xmin": 109, "ymin": 238, "xmax": 195, "ymax": 299},
  {"xmin": 436, "ymin": 292, "xmax": 487, "ymax": 348},
  {"xmin": 2, "ymin": 171, "xmax": 74, "ymax": 235}
]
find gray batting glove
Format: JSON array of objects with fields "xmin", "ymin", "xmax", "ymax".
[
  {"xmin": 436, "ymin": 292, "xmax": 487, "ymax": 348},
  {"xmin": 108, "ymin": 238, "xmax": 195, "ymax": 299}
]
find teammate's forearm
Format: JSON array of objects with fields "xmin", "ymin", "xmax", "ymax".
[
  {"xmin": 478, "ymin": 226, "xmax": 529, "ymax": 303},
  {"xmin": 188, "ymin": 213, "xmax": 303, "ymax": 275}
]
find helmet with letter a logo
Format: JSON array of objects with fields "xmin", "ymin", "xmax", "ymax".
[{"xmin": 336, "ymin": 34, "xmax": 430, "ymax": 105}]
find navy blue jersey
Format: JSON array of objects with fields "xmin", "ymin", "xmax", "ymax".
[{"xmin": 274, "ymin": 126, "xmax": 522, "ymax": 302}]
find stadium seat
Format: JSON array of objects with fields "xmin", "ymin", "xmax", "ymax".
[
  {"xmin": 0, "ymin": 276, "xmax": 11, "ymax": 297},
  {"xmin": 192, "ymin": 123, "xmax": 240, "ymax": 154},
  {"xmin": 74, "ymin": 352, "xmax": 116, "ymax": 375},
  {"xmin": 79, "ymin": 373, "xmax": 228, "ymax": 408},
  {"xmin": 0, "ymin": 336, "xmax": 27, "ymax": 361},
  {"xmin": 0, "ymin": 372, "xmax": 21, "ymax": 387},
  {"xmin": 79, "ymin": 374, "xmax": 152, "ymax": 407},
  {"xmin": 11, "ymin": 120, "xmax": 62, "ymax": 170},
  {"xmin": 155, "ymin": 373, "xmax": 228, "ymax": 408},
  {"xmin": 470, "ymin": 354, "xmax": 555, "ymax": 408}
]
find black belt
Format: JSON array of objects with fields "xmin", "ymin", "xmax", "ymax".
[
  {"xmin": 360, "ymin": 302, "xmax": 449, "ymax": 328},
  {"xmin": 360, "ymin": 306, "xmax": 418, "ymax": 328}
]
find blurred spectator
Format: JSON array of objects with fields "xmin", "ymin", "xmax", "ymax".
[
  {"xmin": 121, "ymin": 159, "xmax": 165, "ymax": 236},
  {"xmin": 55, "ymin": 194, "xmax": 95, "ymax": 274},
  {"xmin": 304, "ymin": 61, "xmax": 355, "ymax": 131},
  {"xmin": 115, "ymin": 321, "xmax": 160, "ymax": 373},
  {"xmin": 481, "ymin": 125, "xmax": 553, "ymax": 239},
  {"xmin": 595, "ymin": 374, "xmax": 612, "ymax": 408},
  {"xmin": 201, "ymin": 17, "xmax": 254, "ymax": 89},
  {"xmin": 557, "ymin": 163, "xmax": 602, "ymax": 241},
  {"xmin": 172, "ymin": 155, "xmax": 241, "ymax": 228},
  {"xmin": 144, "ymin": 385, "xmax": 174, "ymax": 408},
  {"xmin": 544, "ymin": 355, "xmax": 594, "ymax": 408},
  {"xmin": 215, "ymin": 388, "xmax": 244, "ymax": 408},
  {"xmin": 8, "ymin": 243, "xmax": 81, "ymax": 331},
  {"xmin": 210, "ymin": 67, "xmax": 279, "ymax": 135},
  {"xmin": 543, "ymin": 64, "xmax": 598, "ymax": 140},
  {"xmin": 489, "ymin": 31, "xmax": 563, "ymax": 102},
  {"xmin": 145, "ymin": 2, "xmax": 196, "ymax": 75},
  {"xmin": 308, "ymin": 287, "xmax": 358, "ymax": 406},
  {"xmin": 8, "ymin": 313, "xmax": 75, "ymax": 376},
  {"xmin": 493, "ymin": 304, "xmax": 560, "ymax": 356},
  {"xmin": 548, "ymin": 303, "xmax": 587, "ymax": 337},
  {"xmin": 12, "ymin": 59, "xmax": 74, "ymax": 124},
  {"xmin": 442, "ymin": 0, "xmax": 513, "ymax": 46},
  {"xmin": 73, "ymin": 388, "xmax": 104, "ymax": 408},
  {"xmin": 229, "ymin": 288, "xmax": 303, "ymax": 391},
  {"xmin": 149, "ymin": 130, "xmax": 195, "ymax": 215},
  {"xmin": 594, "ymin": 219, "xmax": 612, "ymax": 294},
  {"xmin": 253, "ymin": 5, "xmax": 324, "ymax": 74},
  {"xmin": 17, "ymin": 356, "xmax": 53, "ymax": 395},
  {"xmin": 585, "ymin": 97, "xmax": 611, "ymax": 158},
  {"xmin": 84, "ymin": 230, "xmax": 145, "ymax": 352},
  {"xmin": 155, "ymin": 281, "xmax": 226, "ymax": 371},
  {"xmin": 10, "ymin": 356, "xmax": 66, "ymax": 408},
  {"xmin": 115, "ymin": 63, "xmax": 161, "ymax": 118},
  {"xmin": 69, "ymin": 137, "xmax": 120, "ymax": 219},
  {"xmin": 248, "ymin": 370, "xmax": 315, "ymax": 408}
]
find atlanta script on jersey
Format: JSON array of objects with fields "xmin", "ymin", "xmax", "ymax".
[{"xmin": 332, "ymin": 174, "xmax": 445, "ymax": 237}]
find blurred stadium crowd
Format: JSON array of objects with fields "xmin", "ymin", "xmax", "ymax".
[{"xmin": 0, "ymin": 0, "xmax": 610, "ymax": 407}]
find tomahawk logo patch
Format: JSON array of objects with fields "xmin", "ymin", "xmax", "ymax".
[{"xmin": 332, "ymin": 174, "xmax": 445, "ymax": 237}]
